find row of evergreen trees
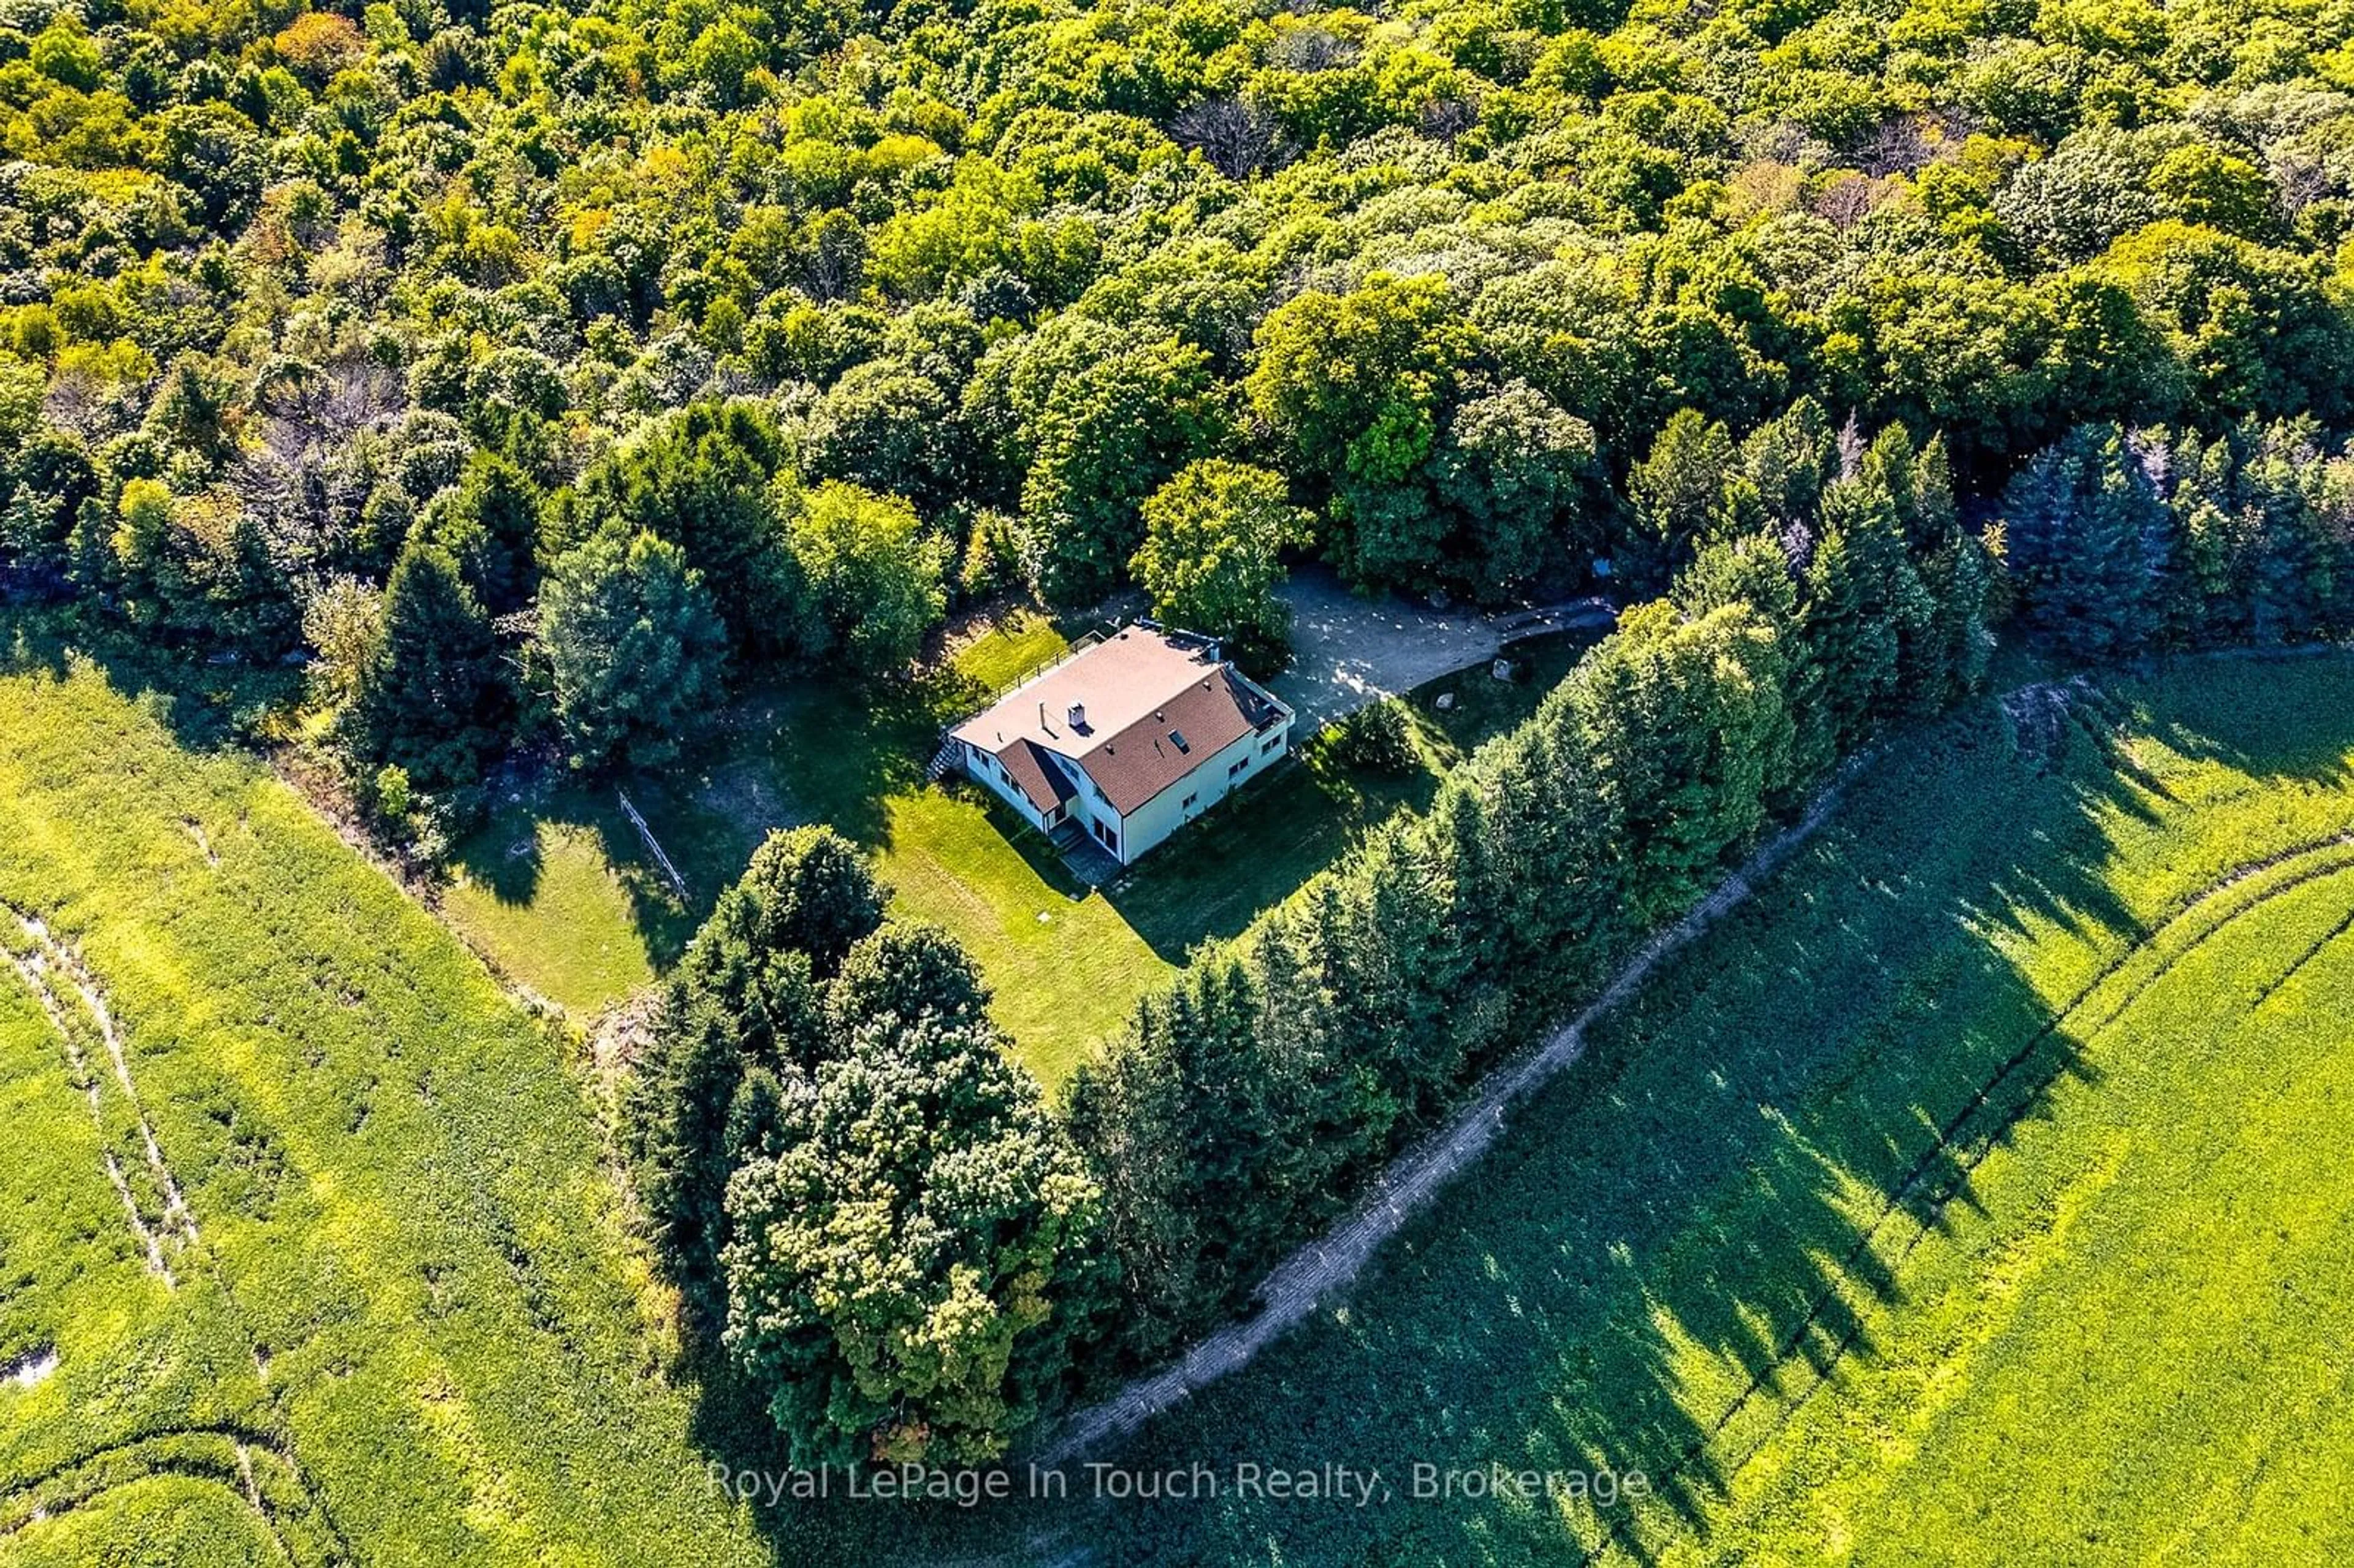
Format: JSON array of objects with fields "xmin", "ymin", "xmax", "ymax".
[
  {"xmin": 1063, "ymin": 411, "xmax": 1997, "ymax": 1370},
  {"xmin": 2003, "ymin": 419, "xmax": 2354, "ymax": 659}
]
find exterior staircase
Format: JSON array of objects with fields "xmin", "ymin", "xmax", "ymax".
[{"xmin": 1050, "ymin": 820, "xmax": 1122, "ymax": 888}]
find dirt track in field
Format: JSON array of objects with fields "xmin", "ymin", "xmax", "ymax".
[{"xmin": 1038, "ymin": 754, "xmax": 1868, "ymax": 1464}]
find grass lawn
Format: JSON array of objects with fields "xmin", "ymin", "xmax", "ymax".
[
  {"xmin": 443, "ymin": 609, "xmax": 1595, "ymax": 1089},
  {"xmin": 441, "ymin": 817, "xmax": 665, "ymax": 1013},
  {"xmin": 0, "ymin": 656, "xmax": 774, "ymax": 1566},
  {"xmin": 1027, "ymin": 653, "xmax": 2354, "ymax": 1565}
]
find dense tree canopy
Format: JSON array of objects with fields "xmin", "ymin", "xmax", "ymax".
[{"xmin": 8, "ymin": 0, "xmax": 2351, "ymax": 702}]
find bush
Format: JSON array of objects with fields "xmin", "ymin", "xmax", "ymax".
[{"xmin": 1328, "ymin": 698, "xmax": 1421, "ymax": 774}]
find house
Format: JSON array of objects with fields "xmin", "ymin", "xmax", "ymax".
[{"xmin": 944, "ymin": 623, "xmax": 1295, "ymax": 867}]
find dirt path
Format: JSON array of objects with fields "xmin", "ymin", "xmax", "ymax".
[
  {"xmin": 1038, "ymin": 756, "xmax": 1868, "ymax": 1463},
  {"xmin": 2, "ymin": 906, "xmax": 200, "ymax": 1285}
]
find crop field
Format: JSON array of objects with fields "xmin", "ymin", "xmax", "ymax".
[
  {"xmin": 1039, "ymin": 655, "xmax": 2354, "ymax": 1565},
  {"xmin": 19, "ymin": 641, "xmax": 2344, "ymax": 1568},
  {"xmin": 444, "ymin": 613, "xmax": 1591, "ymax": 1087},
  {"xmin": 0, "ymin": 658, "xmax": 772, "ymax": 1567}
]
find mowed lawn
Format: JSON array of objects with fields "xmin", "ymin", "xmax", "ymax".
[
  {"xmin": 0, "ymin": 660, "xmax": 774, "ymax": 1567},
  {"xmin": 444, "ymin": 610, "xmax": 1592, "ymax": 1087},
  {"xmin": 1055, "ymin": 655, "xmax": 2354, "ymax": 1566}
]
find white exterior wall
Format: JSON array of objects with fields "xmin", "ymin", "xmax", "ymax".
[
  {"xmin": 958, "ymin": 666, "xmax": 1296, "ymax": 866},
  {"xmin": 962, "ymin": 742, "xmax": 1053, "ymax": 832},
  {"xmin": 1061, "ymin": 756, "xmax": 1125, "ymax": 857},
  {"xmin": 1115, "ymin": 716, "xmax": 1292, "ymax": 862}
]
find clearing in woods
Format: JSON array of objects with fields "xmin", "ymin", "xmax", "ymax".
[
  {"xmin": 1026, "ymin": 655, "xmax": 2354, "ymax": 1566},
  {"xmin": 441, "ymin": 608, "xmax": 1594, "ymax": 1087}
]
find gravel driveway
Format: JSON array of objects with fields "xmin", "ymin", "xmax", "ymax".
[{"xmin": 1270, "ymin": 565, "xmax": 1618, "ymax": 731}]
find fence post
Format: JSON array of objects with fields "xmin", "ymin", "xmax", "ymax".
[{"xmin": 615, "ymin": 788, "xmax": 689, "ymax": 902}]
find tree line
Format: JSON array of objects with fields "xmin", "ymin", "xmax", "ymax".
[
  {"xmin": 1062, "ymin": 408, "xmax": 1996, "ymax": 1371},
  {"xmin": 2002, "ymin": 418, "xmax": 2354, "ymax": 658},
  {"xmin": 9, "ymin": 0, "xmax": 2354, "ymax": 841}
]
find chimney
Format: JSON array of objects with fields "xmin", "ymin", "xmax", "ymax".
[{"xmin": 1068, "ymin": 702, "xmax": 1087, "ymax": 729}]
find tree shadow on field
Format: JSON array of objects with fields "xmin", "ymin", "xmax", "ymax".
[
  {"xmin": 2133, "ymin": 653, "xmax": 2354, "ymax": 790},
  {"xmin": 1, "ymin": 605, "xmax": 303, "ymax": 756},
  {"xmin": 1048, "ymin": 660, "xmax": 2354, "ymax": 1568}
]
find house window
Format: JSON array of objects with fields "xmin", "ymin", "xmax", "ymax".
[
  {"xmin": 1227, "ymin": 755, "xmax": 1249, "ymax": 779},
  {"xmin": 1260, "ymin": 733, "xmax": 1284, "ymax": 755},
  {"xmin": 1093, "ymin": 818, "xmax": 1116, "ymax": 849},
  {"xmin": 1181, "ymin": 792, "xmax": 1198, "ymax": 811}
]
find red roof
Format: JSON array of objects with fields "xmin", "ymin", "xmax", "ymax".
[{"xmin": 951, "ymin": 626, "xmax": 1288, "ymax": 817}]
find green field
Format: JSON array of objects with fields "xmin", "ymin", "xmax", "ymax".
[
  {"xmin": 0, "ymin": 658, "xmax": 772, "ymax": 1567},
  {"xmin": 20, "ymin": 639, "xmax": 2347, "ymax": 1567},
  {"xmin": 1042, "ymin": 655, "xmax": 2354, "ymax": 1565},
  {"xmin": 444, "ymin": 612, "xmax": 1591, "ymax": 1087}
]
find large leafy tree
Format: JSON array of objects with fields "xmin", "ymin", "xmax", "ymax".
[
  {"xmin": 1431, "ymin": 380, "xmax": 1599, "ymax": 601},
  {"xmin": 1249, "ymin": 272, "xmax": 1480, "ymax": 591},
  {"xmin": 784, "ymin": 481, "xmax": 949, "ymax": 672},
  {"xmin": 722, "ymin": 924, "xmax": 1103, "ymax": 1465},
  {"xmin": 1130, "ymin": 460, "xmax": 1305, "ymax": 664},
  {"xmin": 969, "ymin": 315, "xmax": 1231, "ymax": 606},
  {"xmin": 538, "ymin": 527, "xmax": 729, "ymax": 771},
  {"xmin": 800, "ymin": 357, "xmax": 966, "ymax": 510}
]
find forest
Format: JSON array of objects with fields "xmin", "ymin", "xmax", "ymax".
[{"xmin": 6, "ymin": 0, "xmax": 2354, "ymax": 1485}]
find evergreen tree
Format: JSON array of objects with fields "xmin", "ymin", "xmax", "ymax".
[
  {"xmin": 539, "ymin": 527, "xmax": 729, "ymax": 772},
  {"xmin": 1678, "ymin": 530, "xmax": 1836, "ymax": 799},
  {"xmin": 2001, "ymin": 423, "xmax": 2168, "ymax": 659},
  {"xmin": 552, "ymin": 400, "xmax": 801, "ymax": 656},
  {"xmin": 1800, "ymin": 525, "xmax": 1897, "ymax": 753},
  {"xmin": 622, "ymin": 827, "xmax": 881, "ymax": 1308},
  {"xmin": 344, "ymin": 538, "xmax": 510, "ymax": 793},
  {"xmin": 1919, "ymin": 528, "xmax": 1998, "ymax": 708},
  {"xmin": 1738, "ymin": 396, "xmax": 1836, "ymax": 533},
  {"xmin": 1572, "ymin": 600, "xmax": 1789, "ymax": 923},
  {"xmin": 1631, "ymin": 408, "xmax": 1748, "ymax": 563},
  {"xmin": 417, "ymin": 452, "xmax": 542, "ymax": 615}
]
